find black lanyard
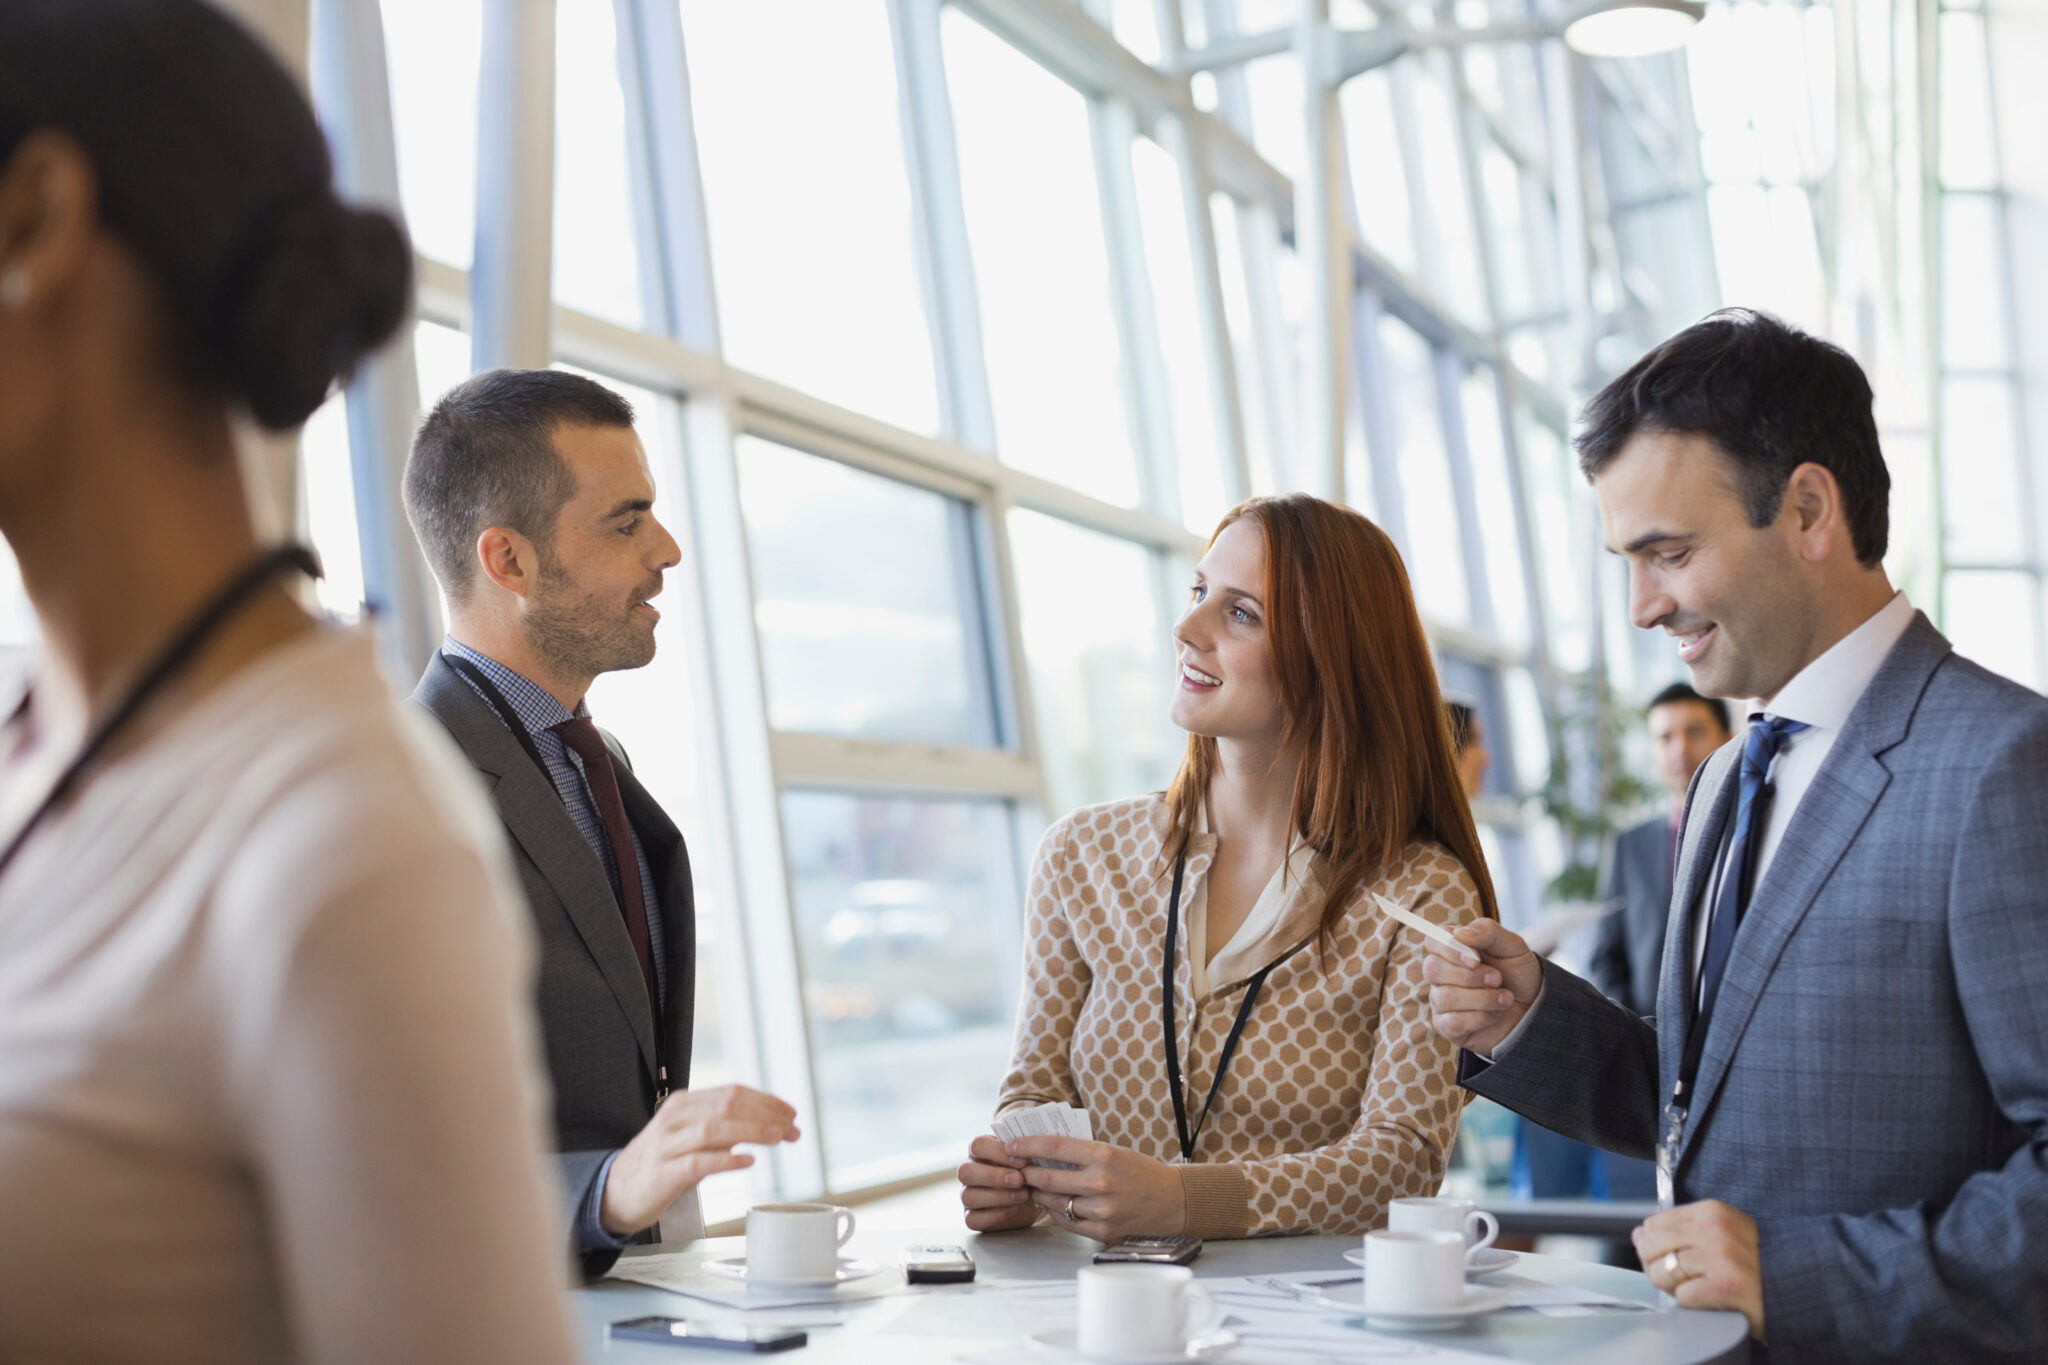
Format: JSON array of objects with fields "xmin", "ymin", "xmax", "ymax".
[
  {"xmin": 1160, "ymin": 845, "xmax": 1304, "ymax": 1163},
  {"xmin": 0, "ymin": 544, "xmax": 322, "ymax": 883}
]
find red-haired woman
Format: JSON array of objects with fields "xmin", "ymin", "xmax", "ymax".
[{"xmin": 956, "ymin": 494, "xmax": 1497, "ymax": 1241}]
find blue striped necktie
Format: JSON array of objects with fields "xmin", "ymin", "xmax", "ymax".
[{"xmin": 1695, "ymin": 713, "xmax": 1808, "ymax": 1020}]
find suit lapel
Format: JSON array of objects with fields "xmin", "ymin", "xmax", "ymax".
[
  {"xmin": 1660, "ymin": 742, "xmax": 1739, "ymax": 1094},
  {"xmin": 414, "ymin": 654, "xmax": 661, "ymax": 1076},
  {"xmin": 1681, "ymin": 615, "xmax": 1950, "ymax": 1143}
]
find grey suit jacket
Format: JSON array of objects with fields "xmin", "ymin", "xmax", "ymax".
[
  {"xmin": 1589, "ymin": 814, "xmax": 1674, "ymax": 1018},
  {"xmin": 1461, "ymin": 615, "xmax": 2048, "ymax": 1362},
  {"xmin": 414, "ymin": 653, "xmax": 696, "ymax": 1280}
]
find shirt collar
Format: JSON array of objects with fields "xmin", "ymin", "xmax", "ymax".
[
  {"xmin": 1756, "ymin": 591, "xmax": 1914, "ymax": 734},
  {"xmin": 442, "ymin": 637, "xmax": 589, "ymax": 737}
]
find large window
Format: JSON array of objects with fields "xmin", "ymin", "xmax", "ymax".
[
  {"xmin": 736, "ymin": 438, "xmax": 997, "ymax": 748},
  {"xmin": 680, "ymin": 0, "xmax": 938, "ymax": 432},
  {"xmin": 289, "ymin": 0, "xmax": 2029, "ymax": 1220}
]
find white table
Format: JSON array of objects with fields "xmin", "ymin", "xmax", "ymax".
[{"xmin": 570, "ymin": 1225, "xmax": 1749, "ymax": 1363}]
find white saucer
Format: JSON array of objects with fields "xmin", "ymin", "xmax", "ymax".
[
  {"xmin": 1027, "ymin": 1327, "xmax": 1238, "ymax": 1363},
  {"xmin": 703, "ymin": 1255, "xmax": 882, "ymax": 1287},
  {"xmin": 1308, "ymin": 1283, "xmax": 1513, "ymax": 1330},
  {"xmin": 1343, "ymin": 1245, "xmax": 1517, "ymax": 1277}
]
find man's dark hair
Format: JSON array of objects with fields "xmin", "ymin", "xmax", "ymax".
[
  {"xmin": 1575, "ymin": 309, "xmax": 1889, "ymax": 566},
  {"xmin": 1648, "ymin": 680, "xmax": 1732, "ymax": 735},
  {"xmin": 404, "ymin": 368, "xmax": 636, "ymax": 603}
]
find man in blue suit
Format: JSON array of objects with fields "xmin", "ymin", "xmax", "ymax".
[{"xmin": 1423, "ymin": 310, "xmax": 2048, "ymax": 1361}]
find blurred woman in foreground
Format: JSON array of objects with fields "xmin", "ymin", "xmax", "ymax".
[
  {"xmin": 0, "ymin": 2, "xmax": 573, "ymax": 1359},
  {"xmin": 958, "ymin": 494, "xmax": 1496, "ymax": 1240}
]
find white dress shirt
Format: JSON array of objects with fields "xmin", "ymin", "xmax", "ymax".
[
  {"xmin": 1685, "ymin": 591, "xmax": 1916, "ymax": 994},
  {"xmin": 1492, "ymin": 591, "xmax": 1915, "ymax": 1055}
]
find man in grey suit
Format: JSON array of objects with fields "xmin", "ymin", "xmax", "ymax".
[
  {"xmin": 1423, "ymin": 310, "xmax": 2048, "ymax": 1361},
  {"xmin": 403, "ymin": 369, "xmax": 798, "ymax": 1277},
  {"xmin": 1590, "ymin": 682, "xmax": 1733, "ymax": 1019}
]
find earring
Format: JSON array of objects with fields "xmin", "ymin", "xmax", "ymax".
[{"xmin": 0, "ymin": 267, "xmax": 27, "ymax": 309}]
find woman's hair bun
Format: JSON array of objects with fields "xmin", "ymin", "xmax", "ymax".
[{"xmin": 215, "ymin": 190, "xmax": 413, "ymax": 430}]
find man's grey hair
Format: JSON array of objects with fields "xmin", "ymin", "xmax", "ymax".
[{"xmin": 402, "ymin": 368, "xmax": 636, "ymax": 604}]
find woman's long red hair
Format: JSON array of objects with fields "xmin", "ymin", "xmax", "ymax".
[{"xmin": 1164, "ymin": 494, "xmax": 1499, "ymax": 933}]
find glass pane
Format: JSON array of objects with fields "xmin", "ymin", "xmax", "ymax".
[
  {"xmin": 1008, "ymin": 510, "xmax": 1177, "ymax": 818},
  {"xmin": 944, "ymin": 10, "xmax": 1139, "ymax": 502},
  {"xmin": 1503, "ymin": 664, "xmax": 1549, "ymax": 799},
  {"xmin": 1461, "ymin": 367, "xmax": 1530, "ymax": 650},
  {"xmin": 1479, "ymin": 142, "xmax": 1535, "ymax": 321},
  {"xmin": 1410, "ymin": 65, "xmax": 1487, "ymax": 324},
  {"xmin": 784, "ymin": 791, "xmax": 1019, "ymax": 1185},
  {"xmin": 1944, "ymin": 571, "xmax": 2039, "ymax": 690},
  {"xmin": 553, "ymin": 0, "xmax": 644, "ymax": 329},
  {"xmin": 1341, "ymin": 69, "xmax": 1415, "ymax": 274},
  {"xmin": 1706, "ymin": 184, "xmax": 1825, "ymax": 332},
  {"xmin": 1111, "ymin": 0, "xmax": 1160, "ymax": 64},
  {"xmin": 1132, "ymin": 138, "xmax": 1226, "ymax": 534},
  {"xmin": 299, "ymin": 393, "xmax": 365, "ymax": 622},
  {"xmin": 1939, "ymin": 13, "xmax": 1999, "ymax": 191},
  {"xmin": 1941, "ymin": 377, "xmax": 2025, "ymax": 562},
  {"xmin": 1521, "ymin": 415, "xmax": 1592, "ymax": 671},
  {"xmin": 1941, "ymin": 194, "xmax": 2010, "ymax": 370},
  {"xmin": 415, "ymin": 319, "xmax": 474, "ymax": 410},
  {"xmin": 1210, "ymin": 195, "xmax": 1283, "ymax": 498},
  {"xmin": 565, "ymin": 375, "xmax": 752, "ymax": 1222},
  {"xmin": 736, "ymin": 437, "xmax": 995, "ymax": 745},
  {"xmin": 1243, "ymin": 53, "xmax": 1305, "ymax": 185},
  {"xmin": 380, "ymin": 0, "xmax": 480, "ymax": 268},
  {"xmin": 1376, "ymin": 315, "xmax": 1470, "ymax": 625},
  {"xmin": 682, "ymin": 0, "xmax": 938, "ymax": 433}
]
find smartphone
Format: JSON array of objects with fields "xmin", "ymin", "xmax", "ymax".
[
  {"xmin": 1093, "ymin": 1235, "xmax": 1202, "ymax": 1266},
  {"xmin": 608, "ymin": 1317, "xmax": 808, "ymax": 1353},
  {"xmin": 901, "ymin": 1243, "xmax": 976, "ymax": 1284}
]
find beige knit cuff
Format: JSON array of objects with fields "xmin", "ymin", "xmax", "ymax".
[{"xmin": 1176, "ymin": 1164, "xmax": 1250, "ymax": 1240}]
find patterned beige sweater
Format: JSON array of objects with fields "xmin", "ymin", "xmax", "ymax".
[{"xmin": 995, "ymin": 794, "xmax": 1482, "ymax": 1240}]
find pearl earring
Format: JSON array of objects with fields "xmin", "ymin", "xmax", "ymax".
[{"xmin": 0, "ymin": 267, "xmax": 27, "ymax": 309}]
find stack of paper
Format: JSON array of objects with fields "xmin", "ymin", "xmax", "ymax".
[{"xmin": 990, "ymin": 1102, "xmax": 1093, "ymax": 1170}]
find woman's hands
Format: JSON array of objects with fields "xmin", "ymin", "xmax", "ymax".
[
  {"xmin": 1011, "ymin": 1137, "xmax": 1187, "ymax": 1242},
  {"xmin": 957, "ymin": 1135, "xmax": 1043, "ymax": 1232},
  {"xmin": 957, "ymin": 1136, "xmax": 1190, "ymax": 1241}
]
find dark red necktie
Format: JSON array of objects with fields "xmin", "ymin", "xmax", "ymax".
[{"xmin": 552, "ymin": 716, "xmax": 658, "ymax": 1018}]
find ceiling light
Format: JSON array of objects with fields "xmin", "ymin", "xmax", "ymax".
[{"xmin": 1563, "ymin": 0, "xmax": 1705, "ymax": 58}]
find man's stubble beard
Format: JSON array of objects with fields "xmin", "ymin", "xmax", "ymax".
[{"xmin": 524, "ymin": 557, "xmax": 658, "ymax": 681}]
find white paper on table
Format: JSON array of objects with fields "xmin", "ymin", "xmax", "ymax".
[
  {"xmin": 605, "ymin": 1250, "xmax": 908, "ymax": 1310},
  {"xmin": 880, "ymin": 1282, "xmax": 1075, "ymax": 1339},
  {"xmin": 989, "ymin": 1102, "xmax": 1093, "ymax": 1170},
  {"xmin": 1228, "ymin": 1269, "xmax": 1645, "ymax": 1314}
]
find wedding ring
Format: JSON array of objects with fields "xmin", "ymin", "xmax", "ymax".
[
  {"xmin": 1064, "ymin": 1196, "xmax": 1078, "ymax": 1222},
  {"xmin": 1662, "ymin": 1250, "xmax": 1685, "ymax": 1284}
]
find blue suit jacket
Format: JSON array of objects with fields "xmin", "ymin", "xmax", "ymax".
[{"xmin": 1461, "ymin": 615, "xmax": 2048, "ymax": 1362}]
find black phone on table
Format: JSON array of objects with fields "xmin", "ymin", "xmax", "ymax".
[
  {"xmin": 1092, "ymin": 1235, "xmax": 1202, "ymax": 1265},
  {"xmin": 901, "ymin": 1243, "xmax": 976, "ymax": 1283},
  {"xmin": 608, "ymin": 1317, "xmax": 807, "ymax": 1352}
]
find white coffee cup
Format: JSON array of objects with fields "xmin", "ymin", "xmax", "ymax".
[
  {"xmin": 1388, "ymin": 1196, "xmax": 1500, "ymax": 1263},
  {"xmin": 744, "ymin": 1202, "xmax": 855, "ymax": 1282},
  {"xmin": 1363, "ymin": 1229, "xmax": 1467, "ymax": 1312},
  {"xmin": 1076, "ymin": 1263, "xmax": 1214, "ymax": 1357}
]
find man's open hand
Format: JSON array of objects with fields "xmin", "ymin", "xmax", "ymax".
[{"xmin": 601, "ymin": 1084, "xmax": 799, "ymax": 1237}]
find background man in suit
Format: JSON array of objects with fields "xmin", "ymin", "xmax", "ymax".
[
  {"xmin": 1422, "ymin": 310, "xmax": 2048, "ymax": 1361},
  {"xmin": 1590, "ymin": 682, "xmax": 1733, "ymax": 1019},
  {"xmin": 404, "ymin": 369, "xmax": 799, "ymax": 1277}
]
